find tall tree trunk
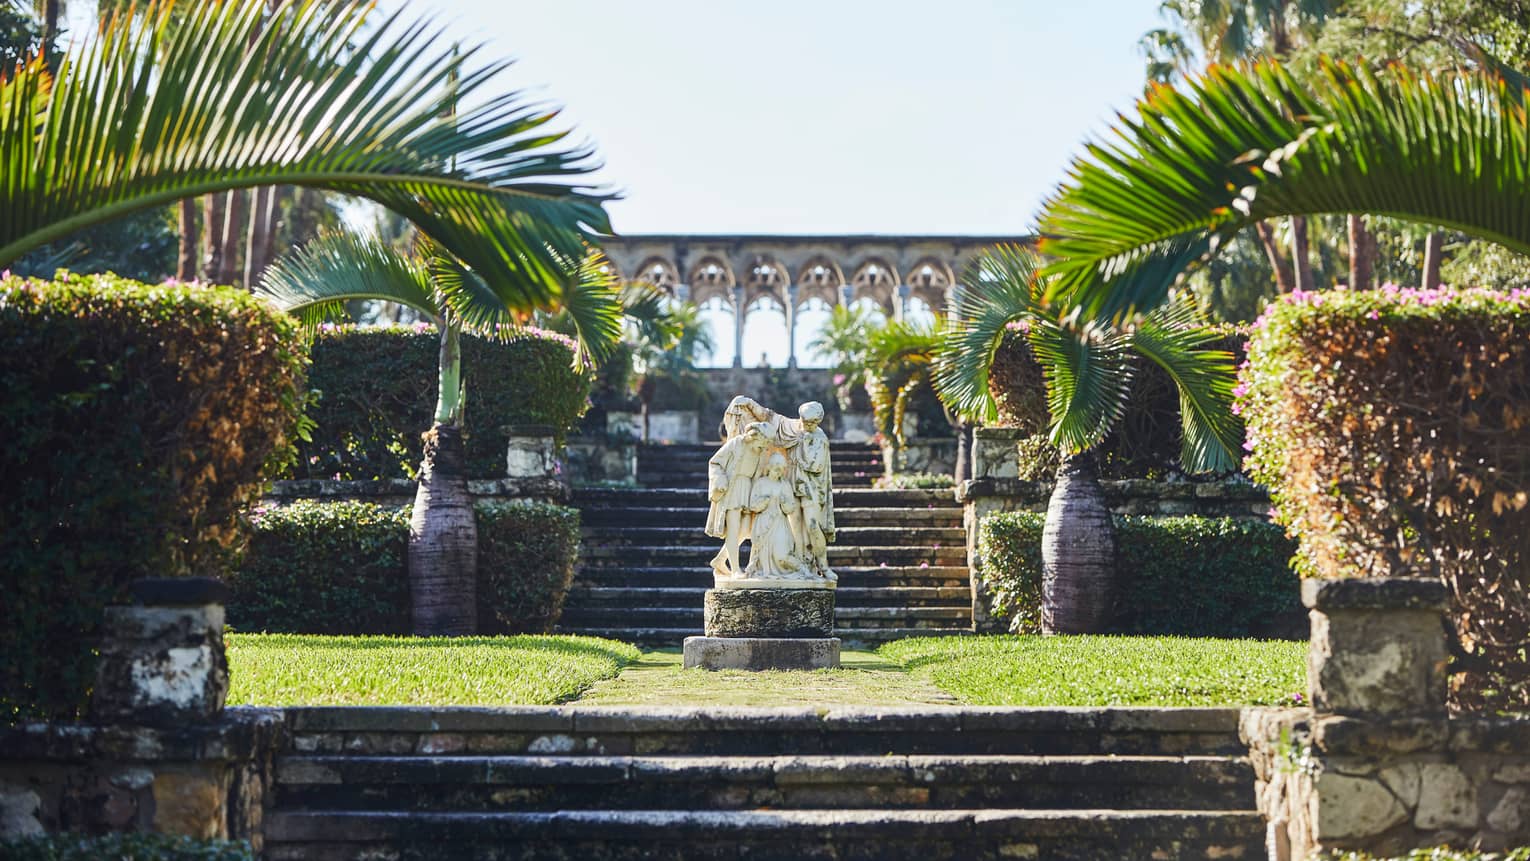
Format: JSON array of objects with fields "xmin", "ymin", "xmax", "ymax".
[
  {"xmin": 953, "ymin": 422, "xmax": 971, "ymax": 485},
  {"xmin": 219, "ymin": 189, "xmax": 247, "ymax": 287},
  {"xmin": 1347, "ymin": 214, "xmax": 1373, "ymax": 291},
  {"xmin": 177, "ymin": 198, "xmax": 198, "ymax": 282},
  {"xmin": 1422, "ymin": 231, "xmax": 1444, "ymax": 289},
  {"xmin": 1291, "ymin": 216, "xmax": 1315, "ymax": 292},
  {"xmin": 1253, "ymin": 221, "xmax": 1295, "ymax": 293},
  {"xmin": 408, "ymin": 424, "xmax": 478, "ymax": 636},
  {"xmin": 244, "ymin": 186, "xmax": 275, "ymax": 288},
  {"xmin": 41, "ymin": 0, "xmax": 59, "ymax": 50},
  {"xmin": 1041, "ymin": 451, "xmax": 1117, "ymax": 634},
  {"xmin": 201, "ymin": 194, "xmax": 225, "ymax": 282}
]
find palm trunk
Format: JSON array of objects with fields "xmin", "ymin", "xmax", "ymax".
[
  {"xmin": 1423, "ymin": 231, "xmax": 1444, "ymax": 289},
  {"xmin": 1291, "ymin": 216, "xmax": 1315, "ymax": 292},
  {"xmin": 219, "ymin": 189, "xmax": 247, "ymax": 287},
  {"xmin": 201, "ymin": 194, "xmax": 225, "ymax": 282},
  {"xmin": 177, "ymin": 198, "xmax": 198, "ymax": 281},
  {"xmin": 1253, "ymin": 221, "xmax": 1295, "ymax": 293},
  {"xmin": 244, "ymin": 186, "xmax": 275, "ymax": 288},
  {"xmin": 1041, "ymin": 451, "xmax": 1117, "ymax": 634},
  {"xmin": 409, "ymin": 423, "xmax": 478, "ymax": 636},
  {"xmin": 1347, "ymin": 214, "xmax": 1373, "ymax": 291}
]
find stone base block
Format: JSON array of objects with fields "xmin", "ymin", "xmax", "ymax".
[
  {"xmin": 682, "ymin": 637, "xmax": 841, "ymax": 671},
  {"xmin": 704, "ymin": 588, "xmax": 835, "ymax": 638}
]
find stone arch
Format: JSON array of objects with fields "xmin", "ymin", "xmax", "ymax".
[
  {"xmin": 687, "ymin": 256, "xmax": 736, "ymax": 307},
  {"xmin": 632, "ymin": 256, "xmax": 679, "ymax": 294},
  {"xmin": 906, "ymin": 257, "xmax": 955, "ymax": 313},
  {"xmin": 794, "ymin": 256, "xmax": 845, "ymax": 308},
  {"xmin": 849, "ymin": 257, "xmax": 900, "ymax": 313},
  {"xmin": 743, "ymin": 256, "xmax": 791, "ymax": 309}
]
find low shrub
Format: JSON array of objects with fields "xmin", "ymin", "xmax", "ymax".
[
  {"xmin": 977, "ymin": 512, "xmax": 1299, "ymax": 636},
  {"xmin": 226, "ymin": 500, "xmax": 580, "ymax": 636},
  {"xmin": 0, "ymin": 833, "xmax": 252, "ymax": 860},
  {"xmin": 874, "ymin": 473, "xmax": 955, "ymax": 489},
  {"xmin": 476, "ymin": 502, "xmax": 581, "ymax": 634},
  {"xmin": 1241, "ymin": 287, "xmax": 1530, "ymax": 712},
  {"xmin": 227, "ymin": 501, "xmax": 411, "ymax": 635},
  {"xmin": 292, "ymin": 325, "xmax": 591, "ymax": 480},
  {"xmin": 0, "ymin": 275, "xmax": 307, "ymax": 721}
]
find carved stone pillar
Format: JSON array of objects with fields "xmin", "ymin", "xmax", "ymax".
[
  {"xmin": 674, "ymin": 282, "xmax": 691, "ymax": 303},
  {"xmin": 893, "ymin": 284, "xmax": 911, "ymax": 321},
  {"xmin": 838, "ymin": 284, "xmax": 853, "ymax": 307},
  {"xmin": 731, "ymin": 286, "xmax": 746, "ymax": 368},
  {"xmin": 786, "ymin": 285, "xmax": 800, "ymax": 369}
]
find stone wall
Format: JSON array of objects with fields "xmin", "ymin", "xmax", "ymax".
[
  {"xmin": 883, "ymin": 438, "xmax": 958, "ymax": 477},
  {"xmin": 1241, "ymin": 579, "xmax": 1530, "ymax": 858}
]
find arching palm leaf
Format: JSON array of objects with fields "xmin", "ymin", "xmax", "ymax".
[
  {"xmin": 256, "ymin": 229, "xmax": 438, "ymax": 329},
  {"xmin": 1040, "ymin": 61, "xmax": 1530, "ymax": 322},
  {"xmin": 933, "ymin": 243, "xmax": 1046, "ymax": 422},
  {"xmin": 0, "ymin": 0, "xmax": 612, "ymax": 313}
]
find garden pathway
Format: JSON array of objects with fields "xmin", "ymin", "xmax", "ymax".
[{"xmin": 572, "ymin": 648, "xmax": 961, "ymax": 707}]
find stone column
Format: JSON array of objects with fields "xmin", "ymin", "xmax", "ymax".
[
  {"xmin": 91, "ymin": 578, "xmax": 230, "ymax": 726},
  {"xmin": 1303, "ymin": 578, "xmax": 1449, "ymax": 716},
  {"xmin": 674, "ymin": 282, "xmax": 691, "ymax": 303},
  {"xmin": 731, "ymin": 285, "xmax": 746, "ymax": 368},
  {"xmin": 893, "ymin": 283, "xmax": 911, "ymax": 321},
  {"xmin": 838, "ymin": 284, "xmax": 853, "ymax": 308},
  {"xmin": 786, "ymin": 285, "xmax": 800, "ymax": 369}
]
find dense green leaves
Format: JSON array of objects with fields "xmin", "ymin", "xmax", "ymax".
[
  {"xmin": 0, "ymin": 0, "xmax": 612, "ymax": 323},
  {"xmin": 0, "ymin": 833, "xmax": 254, "ymax": 861}
]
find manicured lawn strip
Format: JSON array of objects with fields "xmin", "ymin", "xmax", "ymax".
[
  {"xmin": 226, "ymin": 634, "xmax": 640, "ymax": 706},
  {"xmin": 880, "ymin": 635, "xmax": 1307, "ymax": 707}
]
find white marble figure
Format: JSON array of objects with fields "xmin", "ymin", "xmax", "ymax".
[{"xmin": 706, "ymin": 397, "xmax": 837, "ymax": 585}]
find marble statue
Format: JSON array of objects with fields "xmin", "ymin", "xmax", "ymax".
[{"xmin": 706, "ymin": 397, "xmax": 836, "ymax": 586}]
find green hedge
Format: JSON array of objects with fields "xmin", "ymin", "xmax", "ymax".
[
  {"xmin": 0, "ymin": 275, "xmax": 307, "ymax": 721},
  {"xmin": 228, "ymin": 500, "xmax": 580, "ymax": 635},
  {"xmin": 0, "ymin": 834, "xmax": 253, "ymax": 861},
  {"xmin": 1241, "ymin": 286, "xmax": 1530, "ymax": 712},
  {"xmin": 977, "ymin": 512, "xmax": 1300, "ymax": 636},
  {"xmin": 291, "ymin": 325, "xmax": 591, "ymax": 480},
  {"xmin": 228, "ymin": 500, "xmax": 412, "ymax": 635}
]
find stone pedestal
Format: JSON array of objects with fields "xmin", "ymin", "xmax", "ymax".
[
  {"xmin": 1302, "ymin": 578, "xmax": 1448, "ymax": 716},
  {"xmin": 90, "ymin": 578, "xmax": 230, "ymax": 726},
  {"xmin": 684, "ymin": 585, "xmax": 840, "ymax": 670}
]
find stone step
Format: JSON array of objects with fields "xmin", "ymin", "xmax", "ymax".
[
  {"xmin": 557, "ymin": 606, "xmax": 970, "ymax": 628},
  {"xmin": 279, "ymin": 706, "xmax": 1250, "ymax": 758},
  {"xmin": 264, "ymin": 808, "xmax": 1267, "ymax": 860},
  {"xmin": 566, "ymin": 586, "xmax": 973, "ymax": 608},
  {"xmin": 273, "ymin": 753, "xmax": 1253, "ymax": 812},
  {"xmin": 580, "ymin": 526, "xmax": 966, "ymax": 546},
  {"xmin": 578, "ymin": 506, "xmax": 962, "ymax": 528},
  {"xmin": 571, "ymin": 566, "xmax": 970, "ymax": 589},
  {"xmin": 554, "ymin": 625, "xmax": 972, "ymax": 646},
  {"xmin": 574, "ymin": 488, "xmax": 956, "ymax": 507},
  {"xmin": 579, "ymin": 546, "xmax": 967, "ymax": 566}
]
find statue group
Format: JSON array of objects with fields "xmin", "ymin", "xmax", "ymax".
[{"xmin": 705, "ymin": 397, "xmax": 836, "ymax": 586}]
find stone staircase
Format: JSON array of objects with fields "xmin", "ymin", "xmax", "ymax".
[
  {"xmin": 264, "ymin": 705, "xmax": 1266, "ymax": 860},
  {"xmin": 561, "ymin": 481, "xmax": 972, "ymax": 647},
  {"xmin": 634, "ymin": 441, "xmax": 886, "ymax": 489}
]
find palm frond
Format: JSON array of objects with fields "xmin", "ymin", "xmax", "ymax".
[
  {"xmin": 255, "ymin": 230, "xmax": 437, "ymax": 330},
  {"xmin": 1027, "ymin": 315, "xmax": 1135, "ymax": 455},
  {"xmin": 1040, "ymin": 60, "xmax": 1530, "ymax": 321},
  {"xmin": 932, "ymin": 244, "xmax": 1045, "ymax": 422},
  {"xmin": 1, "ymin": 0, "xmax": 613, "ymax": 309},
  {"xmin": 551, "ymin": 249, "xmax": 624, "ymax": 368},
  {"xmin": 1129, "ymin": 298, "xmax": 1242, "ymax": 472}
]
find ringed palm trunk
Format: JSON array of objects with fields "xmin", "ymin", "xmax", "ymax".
[
  {"xmin": 1041, "ymin": 451, "xmax": 1117, "ymax": 634},
  {"xmin": 409, "ymin": 424, "xmax": 478, "ymax": 635}
]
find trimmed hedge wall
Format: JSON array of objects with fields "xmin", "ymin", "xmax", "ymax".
[
  {"xmin": 228, "ymin": 500, "xmax": 580, "ymax": 635},
  {"xmin": 291, "ymin": 325, "xmax": 591, "ymax": 480},
  {"xmin": 0, "ymin": 834, "xmax": 253, "ymax": 861},
  {"xmin": 0, "ymin": 275, "xmax": 307, "ymax": 721},
  {"xmin": 1241, "ymin": 287, "xmax": 1530, "ymax": 713},
  {"xmin": 977, "ymin": 512, "xmax": 1300, "ymax": 636}
]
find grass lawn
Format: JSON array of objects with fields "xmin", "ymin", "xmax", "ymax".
[
  {"xmin": 226, "ymin": 633, "xmax": 641, "ymax": 706},
  {"xmin": 880, "ymin": 635, "xmax": 1307, "ymax": 707}
]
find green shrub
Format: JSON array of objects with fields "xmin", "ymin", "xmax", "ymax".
[
  {"xmin": 227, "ymin": 501, "xmax": 411, "ymax": 635},
  {"xmin": 1241, "ymin": 287, "xmax": 1530, "ymax": 712},
  {"xmin": 0, "ymin": 275, "xmax": 307, "ymax": 721},
  {"xmin": 292, "ymin": 324, "xmax": 591, "ymax": 480},
  {"xmin": 226, "ymin": 500, "xmax": 580, "ymax": 636},
  {"xmin": 476, "ymin": 501, "xmax": 581, "ymax": 634},
  {"xmin": 977, "ymin": 512, "xmax": 1299, "ymax": 636},
  {"xmin": 874, "ymin": 473, "xmax": 955, "ymax": 489},
  {"xmin": 0, "ymin": 834, "xmax": 252, "ymax": 861}
]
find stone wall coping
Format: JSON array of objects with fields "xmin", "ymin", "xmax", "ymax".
[
  {"xmin": 1300, "ymin": 577, "xmax": 1449, "ymax": 611},
  {"xmin": 280, "ymin": 705, "xmax": 1243, "ymax": 735},
  {"xmin": 0, "ymin": 708, "xmax": 284, "ymax": 763},
  {"xmin": 1241, "ymin": 709, "xmax": 1530, "ymax": 757},
  {"xmin": 500, "ymin": 424, "xmax": 556, "ymax": 437},
  {"xmin": 128, "ymin": 577, "xmax": 229, "ymax": 607},
  {"xmin": 955, "ymin": 476, "xmax": 1269, "ymax": 505},
  {"xmin": 265, "ymin": 477, "xmax": 570, "ymax": 504},
  {"xmin": 972, "ymin": 427, "xmax": 1031, "ymax": 441}
]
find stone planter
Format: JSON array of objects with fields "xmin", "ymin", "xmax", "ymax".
[
  {"xmin": 972, "ymin": 427, "xmax": 1028, "ymax": 479},
  {"xmin": 502, "ymin": 424, "xmax": 559, "ymax": 480},
  {"xmin": 90, "ymin": 578, "xmax": 230, "ymax": 726}
]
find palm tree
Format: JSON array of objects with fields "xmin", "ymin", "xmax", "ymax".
[
  {"xmin": 258, "ymin": 233, "xmax": 621, "ymax": 635},
  {"xmin": 934, "ymin": 245, "xmax": 1240, "ymax": 633},
  {"xmin": 0, "ymin": 0, "xmax": 612, "ymax": 293},
  {"xmin": 1037, "ymin": 61, "xmax": 1530, "ymax": 324},
  {"xmin": 807, "ymin": 303, "xmax": 882, "ymax": 414}
]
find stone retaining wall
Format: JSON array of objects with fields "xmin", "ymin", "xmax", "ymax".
[{"xmin": 264, "ymin": 475, "xmax": 572, "ymax": 508}]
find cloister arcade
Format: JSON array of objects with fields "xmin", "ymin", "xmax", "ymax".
[{"xmin": 599, "ymin": 234, "xmax": 1029, "ymax": 367}]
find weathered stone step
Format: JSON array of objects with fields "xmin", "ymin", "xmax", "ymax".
[
  {"xmin": 580, "ymin": 546, "xmax": 967, "ymax": 565},
  {"xmin": 281, "ymin": 706, "xmax": 1249, "ymax": 757},
  {"xmin": 578, "ymin": 506, "xmax": 962, "ymax": 528},
  {"xmin": 554, "ymin": 625, "xmax": 971, "ymax": 646},
  {"xmin": 574, "ymin": 488, "xmax": 955, "ymax": 507},
  {"xmin": 580, "ymin": 526, "xmax": 966, "ymax": 546},
  {"xmin": 567, "ymin": 586, "xmax": 972, "ymax": 607},
  {"xmin": 264, "ymin": 808, "xmax": 1266, "ymax": 860},
  {"xmin": 558, "ymin": 606, "xmax": 969, "ymax": 628},
  {"xmin": 274, "ymin": 753, "xmax": 1253, "ymax": 812},
  {"xmin": 571, "ymin": 567, "xmax": 969, "ymax": 589}
]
